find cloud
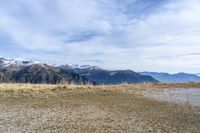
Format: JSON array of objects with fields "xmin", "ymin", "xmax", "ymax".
[
  {"xmin": 130, "ymin": 0, "xmax": 200, "ymax": 72},
  {"xmin": 0, "ymin": 0, "xmax": 200, "ymax": 73}
]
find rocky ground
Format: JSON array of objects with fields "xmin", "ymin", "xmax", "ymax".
[{"xmin": 0, "ymin": 84, "xmax": 200, "ymax": 133}]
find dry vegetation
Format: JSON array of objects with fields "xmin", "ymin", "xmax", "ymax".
[{"xmin": 0, "ymin": 83, "xmax": 200, "ymax": 133}]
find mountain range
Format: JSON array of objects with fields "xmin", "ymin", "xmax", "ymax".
[
  {"xmin": 140, "ymin": 72, "xmax": 200, "ymax": 83},
  {"xmin": 59, "ymin": 65, "xmax": 158, "ymax": 85},
  {"xmin": 0, "ymin": 58, "xmax": 158, "ymax": 85}
]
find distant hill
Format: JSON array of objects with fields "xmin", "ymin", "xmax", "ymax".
[
  {"xmin": 195, "ymin": 73, "xmax": 200, "ymax": 77},
  {"xmin": 140, "ymin": 72, "xmax": 200, "ymax": 83},
  {"xmin": 59, "ymin": 65, "xmax": 158, "ymax": 85}
]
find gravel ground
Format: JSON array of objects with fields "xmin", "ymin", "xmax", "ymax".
[
  {"xmin": 0, "ymin": 105, "xmax": 148, "ymax": 133},
  {"xmin": 0, "ymin": 84, "xmax": 200, "ymax": 133}
]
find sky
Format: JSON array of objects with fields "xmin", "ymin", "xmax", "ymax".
[{"xmin": 0, "ymin": 0, "xmax": 200, "ymax": 73}]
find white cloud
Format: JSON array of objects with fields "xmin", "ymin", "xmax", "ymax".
[{"xmin": 0, "ymin": 0, "xmax": 200, "ymax": 73}]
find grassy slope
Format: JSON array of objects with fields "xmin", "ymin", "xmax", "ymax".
[{"xmin": 0, "ymin": 83, "xmax": 200, "ymax": 132}]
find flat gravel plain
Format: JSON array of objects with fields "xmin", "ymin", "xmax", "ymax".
[{"xmin": 0, "ymin": 84, "xmax": 200, "ymax": 133}]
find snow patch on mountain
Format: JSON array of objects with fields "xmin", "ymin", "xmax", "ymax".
[
  {"xmin": 0, "ymin": 57, "xmax": 40, "ymax": 67},
  {"xmin": 62, "ymin": 64, "xmax": 102, "ymax": 70},
  {"xmin": 79, "ymin": 65, "xmax": 101, "ymax": 70}
]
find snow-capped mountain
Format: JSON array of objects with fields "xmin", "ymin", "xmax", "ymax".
[
  {"xmin": 0, "ymin": 57, "xmax": 101, "ymax": 70},
  {"xmin": 0, "ymin": 57, "xmax": 158, "ymax": 84},
  {"xmin": 0, "ymin": 57, "xmax": 40, "ymax": 67}
]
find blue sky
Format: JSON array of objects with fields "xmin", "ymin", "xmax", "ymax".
[{"xmin": 0, "ymin": 0, "xmax": 200, "ymax": 73}]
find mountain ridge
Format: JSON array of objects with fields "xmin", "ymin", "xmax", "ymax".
[
  {"xmin": 140, "ymin": 72, "xmax": 200, "ymax": 83},
  {"xmin": 59, "ymin": 65, "xmax": 158, "ymax": 85}
]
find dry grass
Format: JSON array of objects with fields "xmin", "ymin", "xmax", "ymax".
[
  {"xmin": 0, "ymin": 82, "xmax": 200, "ymax": 92},
  {"xmin": 0, "ymin": 83, "xmax": 200, "ymax": 132}
]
